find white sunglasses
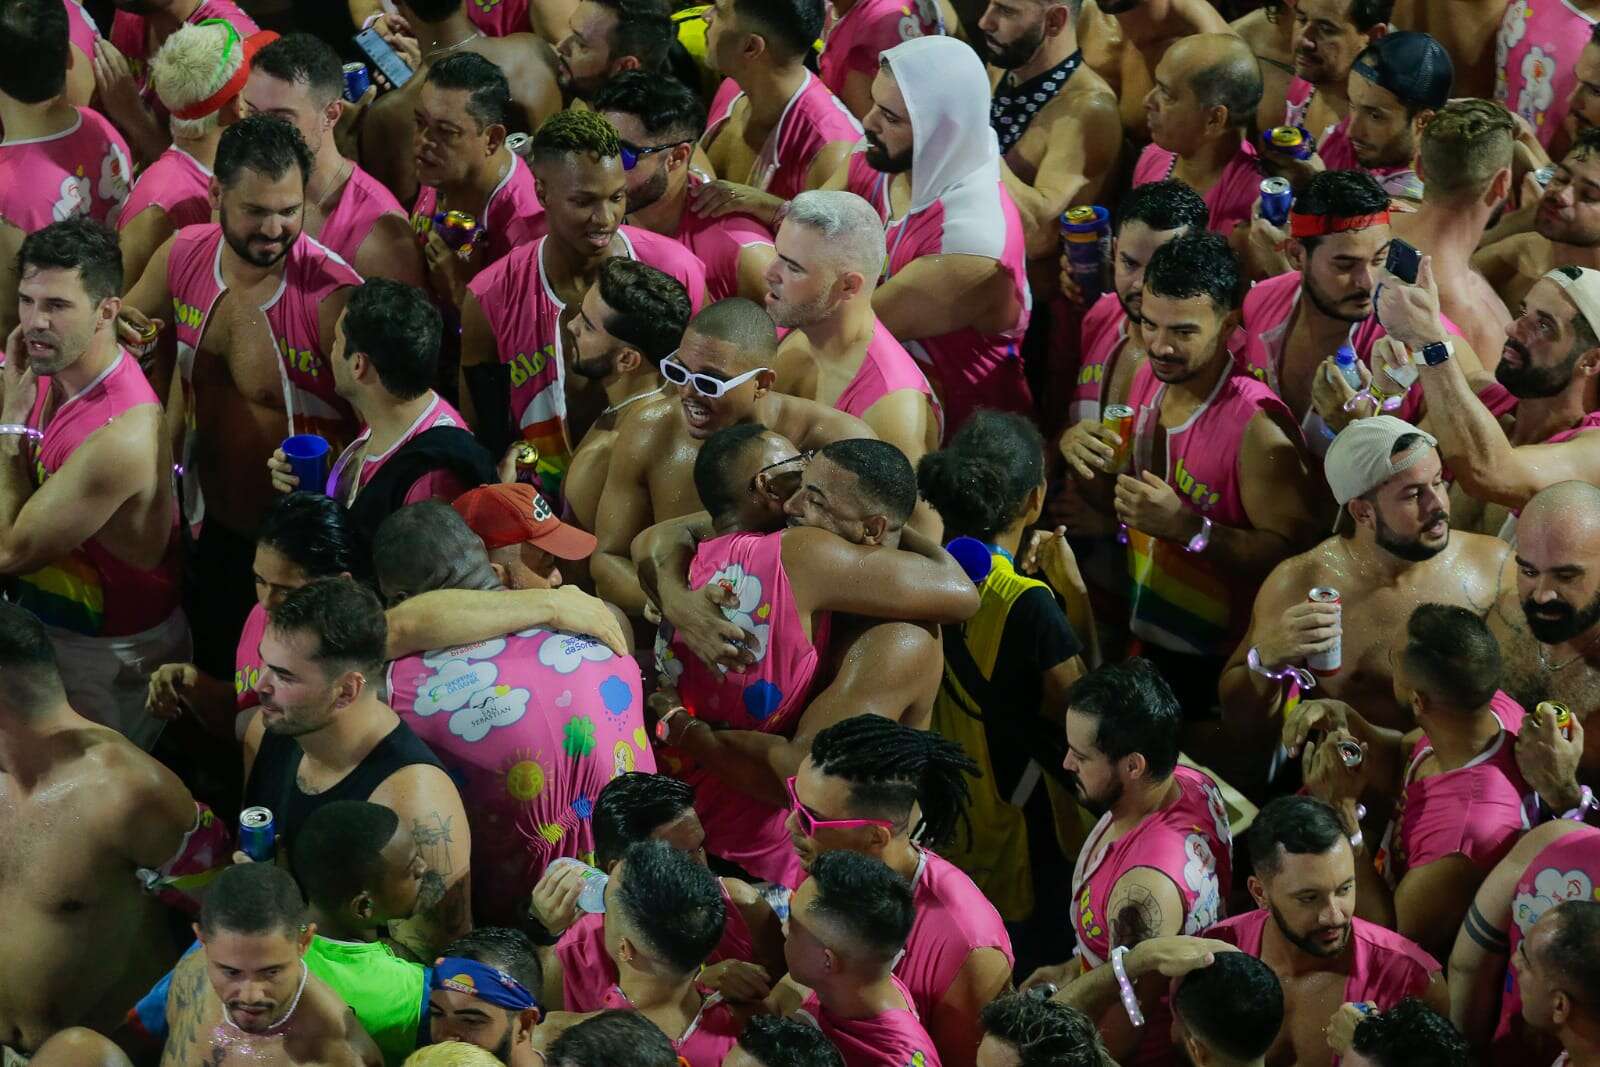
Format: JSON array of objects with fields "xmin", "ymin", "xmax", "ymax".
[{"xmin": 660, "ymin": 356, "xmax": 769, "ymax": 398}]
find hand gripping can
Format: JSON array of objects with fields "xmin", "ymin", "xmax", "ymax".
[
  {"xmin": 1261, "ymin": 125, "xmax": 1316, "ymax": 160},
  {"xmin": 1102, "ymin": 404, "xmax": 1134, "ymax": 472},
  {"xmin": 1306, "ymin": 587, "xmax": 1341, "ymax": 675},
  {"xmin": 1538, "ymin": 701, "xmax": 1574, "ymax": 739},
  {"xmin": 342, "ymin": 63, "xmax": 371, "ymax": 103},
  {"xmin": 239, "ymin": 806, "xmax": 276, "ymax": 862},
  {"xmin": 432, "ymin": 210, "xmax": 480, "ymax": 251},
  {"xmin": 1335, "ymin": 738, "xmax": 1364, "ymax": 768},
  {"xmin": 1060, "ymin": 205, "xmax": 1112, "ymax": 303},
  {"xmin": 1259, "ymin": 177, "xmax": 1293, "ymax": 227}
]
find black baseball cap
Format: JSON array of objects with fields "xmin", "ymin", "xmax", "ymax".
[{"xmin": 1351, "ymin": 32, "xmax": 1454, "ymax": 111}]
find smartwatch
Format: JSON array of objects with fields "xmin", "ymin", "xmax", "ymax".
[{"xmin": 1417, "ymin": 339, "xmax": 1454, "ymax": 366}]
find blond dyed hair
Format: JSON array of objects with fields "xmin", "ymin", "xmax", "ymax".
[
  {"xmin": 1420, "ymin": 99, "xmax": 1516, "ymax": 202},
  {"xmin": 150, "ymin": 21, "xmax": 245, "ymax": 139},
  {"xmin": 402, "ymin": 1043, "xmax": 505, "ymax": 1067}
]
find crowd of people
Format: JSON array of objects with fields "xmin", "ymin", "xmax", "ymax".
[{"xmin": 3, "ymin": 0, "xmax": 1600, "ymax": 1062}]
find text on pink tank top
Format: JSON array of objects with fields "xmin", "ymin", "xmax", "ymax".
[{"xmin": 1069, "ymin": 291, "xmax": 1129, "ymax": 425}]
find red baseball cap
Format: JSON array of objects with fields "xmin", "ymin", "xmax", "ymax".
[{"xmin": 452, "ymin": 483, "xmax": 597, "ymax": 561}]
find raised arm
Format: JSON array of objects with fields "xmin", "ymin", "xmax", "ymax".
[
  {"xmin": 373, "ymin": 763, "xmax": 474, "ymax": 961},
  {"xmin": 872, "ymin": 254, "xmax": 1022, "ymax": 341},
  {"xmin": 785, "ymin": 524, "xmax": 979, "ymax": 623},
  {"xmin": 384, "ymin": 586, "xmax": 628, "ymax": 659}
]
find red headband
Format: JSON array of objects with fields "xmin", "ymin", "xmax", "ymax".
[
  {"xmin": 170, "ymin": 30, "xmax": 281, "ymax": 121},
  {"xmin": 1288, "ymin": 209, "xmax": 1391, "ymax": 239}
]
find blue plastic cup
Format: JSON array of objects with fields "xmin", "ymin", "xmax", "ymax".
[
  {"xmin": 282, "ymin": 434, "xmax": 330, "ymax": 494},
  {"xmin": 946, "ymin": 536, "xmax": 994, "ymax": 585}
]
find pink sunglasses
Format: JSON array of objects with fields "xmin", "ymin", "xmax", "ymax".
[{"xmin": 785, "ymin": 776, "xmax": 895, "ymax": 837}]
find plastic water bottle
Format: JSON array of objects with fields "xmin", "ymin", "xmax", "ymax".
[
  {"xmin": 1333, "ymin": 344, "xmax": 1363, "ymax": 390},
  {"xmin": 547, "ymin": 857, "xmax": 609, "ymax": 913}
]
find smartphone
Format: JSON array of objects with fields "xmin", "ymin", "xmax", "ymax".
[
  {"xmin": 1385, "ymin": 238, "xmax": 1421, "ymax": 285},
  {"xmin": 353, "ymin": 28, "xmax": 413, "ymax": 92}
]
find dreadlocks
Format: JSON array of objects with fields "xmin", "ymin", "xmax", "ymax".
[{"xmin": 807, "ymin": 713, "xmax": 979, "ymax": 848}]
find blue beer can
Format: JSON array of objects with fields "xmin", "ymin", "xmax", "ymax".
[
  {"xmin": 239, "ymin": 805, "xmax": 276, "ymax": 862},
  {"xmin": 1260, "ymin": 177, "xmax": 1293, "ymax": 227},
  {"xmin": 342, "ymin": 63, "xmax": 371, "ymax": 103}
]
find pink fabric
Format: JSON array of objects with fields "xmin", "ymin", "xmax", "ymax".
[
  {"xmin": 1382, "ymin": 692, "xmax": 1532, "ymax": 882},
  {"xmin": 1132, "ymin": 139, "xmax": 1263, "ymax": 237},
  {"xmin": 1545, "ymin": 409, "xmax": 1600, "ymax": 443},
  {"xmin": 0, "ymin": 108, "xmax": 132, "ymax": 230},
  {"xmin": 557, "ymin": 881, "xmax": 757, "ymax": 1011},
  {"xmin": 1281, "ymin": 86, "xmax": 1423, "ymax": 198},
  {"xmin": 235, "ymin": 602, "xmax": 267, "ymax": 713},
  {"xmin": 412, "ymin": 153, "xmax": 545, "ymax": 267},
  {"xmin": 465, "ymin": 0, "xmax": 529, "ymax": 35},
  {"xmin": 1496, "ymin": 0, "xmax": 1595, "ymax": 148},
  {"xmin": 118, "ymin": 146, "xmax": 211, "ymax": 233},
  {"xmin": 896, "ymin": 850, "xmax": 1013, "ymax": 1021},
  {"xmin": 833, "ymin": 317, "xmax": 939, "ymax": 432},
  {"xmin": 1069, "ymin": 291, "xmax": 1130, "ymax": 425},
  {"xmin": 326, "ymin": 393, "xmax": 469, "ymax": 504},
  {"xmin": 597, "ymin": 988, "xmax": 741, "ymax": 1067},
  {"xmin": 318, "ymin": 164, "xmax": 407, "ymax": 269},
  {"xmin": 701, "ymin": 72, "xmax": 863, "ymax": 200},
  {"xmin": 17, "ymin": 352, "xmax": 181, "ymax": 637},
  {"xmin": 110, "ymin": 0, "xmax": 257, "ymax": 110},
  {"xmin": 1204, "ymin": 910, "xmax": 1441, "ymax": 1007},
  {"xmin": 845, "ymin": 149, "xmax": 893, "ymax": 224},
  {"xmin": 656, "ymin": 530, "xmax": 832, "ymax": 888},
  {"xmin": 675, "ymin": 186, "xmax": 775, "ymax": 301},
  {"xmin": 818, "ymin": 0, "xmax": 941, "ymax": 100},
  {"xmin": 386, "ymin": 627, "xmax": 652, "ymax": 923},
  {"xmin": 64, "ymin": 0, "xmax": 100, "ymax": 60},
  {"xmin": 1491, "ymin": 826, "xmax": 1600, "ymax": 1066},
  {"xmin": 799, "ymin": 976, "xmax": 942, "ymax": 1067}
]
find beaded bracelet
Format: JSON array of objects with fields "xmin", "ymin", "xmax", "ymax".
[
  {"xmin": 1246, "ymin": 646, "xmax": 1316, "ymax": 691},
  {"xmin": 1110, "ymin": 946, "xmax": 1144, "ymax": 1027},
  {"xmin": 0, "ymin": 424, "xmax": 42, "ymax": 440}
]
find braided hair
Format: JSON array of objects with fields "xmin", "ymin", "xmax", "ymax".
[{"xmin": 807, "ymin": 714, "xmax": 979, "ymax": 848}]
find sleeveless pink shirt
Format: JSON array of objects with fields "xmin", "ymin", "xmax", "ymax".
[
  {"xmin": 557, "ymin": 880, "xmax": 757, "ymax": 1011},
  {"xmin": 119, "ymin": 146, "xmax": 211, "ymax": 234},
  {"xmin": 387, "ymin": 627, "xmax": 652, "ymax": 923},
  {"xmin": 17, "ymin": 352, "xmax": 181, "ymax": 637},
  {"xmin": 845, "ymin": 149, "xmax": 893, "ymax": 223},
  {"xmin": 1284, "ymin": 81, "xmax": 1426, "ymax": 197},
  {"xmin": 1132, "ymin": 139, "xmax": 1263, "ymax": 237},
  {"xmin": 1492, "ymin": 825, "xmax": 1600, "ymax": 1066},
  {"xmin": 412, "ymin": 153, "xmax": 545, "ymax": 266},
  {"xmin": 656, "ymin": 530, "xmax": 832, "ymax": 888},
  {"xmin": 896, "ymin": 849, "xmax": 1013, "ymax": 1020},
  {"xmin": 833, "ymin": 317, "xmax": 940, "ymax": 433},
  {"xmin": 466, "ymin": 0, "xmax": 529, "ymax": 35},
  {"xmin": 64, "ymin": 0, "xmax": 100, "ymax": 62},
  {"xmin": 466, "ymin": 227, "xmax": 707, "ymax": 500},
  {"xmin": 819, "ymin": 0, "xmax": 942, "ymax": 100},
  {"xmin": 597, "ymin": 988, "xmax": 741, "ymax": 1067},
  {"xmin": 799, "ymin": 976, "xmax": 942, "ymax": 1067},
  {"xmin": 318, "ymin": 164, "xmax": 407, "ymax": 270},
  {"xmin": 674, "ymin": 181, "xmax": 775, "ymax": 301},
  {"xmin": 327, "ymin": 393, "xmax": 470, "ymax": 506},
  {"xmin": 1205, "ymin": 910, "xmax": 1440, "ymax": 1007},
  {"xmin": 1496, "ymin": 0, "xmax": 1595, "ymax": 147},
  {"xmin": 235, "ymin": 602, "xmax": 267, "ymax": 714},
  {"xmin": 0, "ymin": 108, "xmax": 132, "ymax": 231},
  {"xmin": 701, "ymin": 73, "xmax": 864, "ymax": 200},
  {"xmin": 1069, "ymin": 291, "xmax": 1130, "ymax": 425},
  {"xmin": 110, "ymin": 0, "xmax": 257, "ymax": 110}
]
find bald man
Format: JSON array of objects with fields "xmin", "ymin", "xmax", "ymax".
[
  {"xmin": 1076, "ymin": 0, "xmax": 1232, "ymax": 143},
  {"xmin": 592, "ymin": 299, "xmax": 873, "ymax": 616}
]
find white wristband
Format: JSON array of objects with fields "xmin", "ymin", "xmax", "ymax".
[{"xmin": 1110, "ymin": 946, "xmax": 1145, "ymax": 1027}]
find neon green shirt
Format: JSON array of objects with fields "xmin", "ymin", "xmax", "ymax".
[{"xmin": 305, "ymin": 935, "xmax": 426, "ymax": 1067}]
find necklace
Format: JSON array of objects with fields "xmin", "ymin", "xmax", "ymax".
[
  {"xmin": 603, "ymin": 383, "xmax": 667, "ymax": 416},
  {"xmin": 1537, "ymin": 627, "xmax": 1600, "ymax": 672},
  {"xmin": 425, "ymin": 30, "xmax": 483, "ymax": 59},
  {"xmin": 219, "ymin": 961, "xmax": 309, "ymax": 1037},
  {"xmin": 306, "ymin": 157, "xmax": 352, "ymax": 212}
]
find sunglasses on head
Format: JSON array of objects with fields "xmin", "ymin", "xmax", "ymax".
[
  {"xmin": 785, "ymin": 776, "xmax": 895, "ymax": 838},
  {"xmin": 661, "ymin": 356, "xmax": 768, "ymax": 398},
  {"xmin": 619, "ymin": 139, "xmax": 690, "ymax": 170},
  {"xmin": 749, "ymin": 450, "xmax": 815, "ymax": 495}
]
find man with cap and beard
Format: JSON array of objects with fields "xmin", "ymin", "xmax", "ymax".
[{"xmin": 1220, "ymin": 417, "xmax": 1510, "ymax": 761}]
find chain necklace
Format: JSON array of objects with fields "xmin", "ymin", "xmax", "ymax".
[
  {"xmin": 219, "ymin": 961, "xmax": 309, "ymax": 1037},
  {"xmin": 1538, "ymin": 626, "xmax": 1600, "ymax": 672},
  {"xmin": 425, "ymin": 30, "xmax": 483, "ymax": 59},
  {"xmin": 306, "ymin": 157, "xmax": 352, "ymax": 213},
  {"xmin": 602, "ymin": 383, "xmax": 667, "ymax": 416}
]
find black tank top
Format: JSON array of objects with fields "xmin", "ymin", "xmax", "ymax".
[{"xmin": 242, "ymin": 718, "xmax": 446, "ymax": 852}]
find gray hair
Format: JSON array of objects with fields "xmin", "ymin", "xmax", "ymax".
[{"xmin": 784, "ymin": 191, "xmax": 887, "ymax": 281}]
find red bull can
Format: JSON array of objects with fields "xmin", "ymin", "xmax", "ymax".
[
  {"xmin": 432, "ymin": 209, "xmax": 480, "ymax": 251},
  {"xmin": 1261, "ymin": 125, "xmax": 1316, "ymax": 161},
  {"xmin": 1539, "ymin": 701, "xmax": 1574, "ymax": 739},
  {"xmin": 239, "ymin": 806, "xmax": 275, "ymax": 862},
  {"xmin": 1102, "ymin": 404, "xmax": 1134, "ymax": 472},
  {"xmin": 1260, "ymin": 177, "xmax": 1293, "ymax": 227},
  {"xmin": 1306, "ymin": 587, "xmax": 1341, "ymax": 675},
  {"xmin": 342, "ymin": 62, "xmax": 371, "ymax": 103},
  {"xmin": 1060, "ymin": 205, "xmax": 1112, "ymax": 303}
]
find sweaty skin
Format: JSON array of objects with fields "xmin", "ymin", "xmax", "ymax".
[{"xmin": 1074, "ymin": 0, "xmax": 1231, "ymax": 143}]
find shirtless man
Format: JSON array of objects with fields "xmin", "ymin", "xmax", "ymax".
[
  {"xmin": 1019, "ymin": 659, "xmax": 1234, "ymax": 1066},
  {"xmin": 980, "ymin": 0, "xmax": 1121, "ymax": 257},
  {"xmin": 246, "ymin": 34, "xmax": 424, "ymax": 288},
  {"xmin": 1233, "ymin": 0, "xmax": 1295, "ymax": 135},
  {"xmin": 1475, "ymin": 130, "xmax": 1600, "ymax": 312},
  {"xmin": 1203, "ymin": 796, "xmax": 1450, "ymax": 1067},
  {"xmin": 0, "ymin": 600, "xmax": 201, "ymax": 1057},
  {"xmin": 160, "ymin": 863, "xmax": 383, "ymax": 1067},
  {"xmin": 357, "ymin": 0, "xmax": 561, "ymax": 203},
  {"xmin": 592, "ymin": 297, "xmax": 870, "ymax": 615},
  {"xmin": 121, "ymin": 114, "xmax": 360, "ymax": 678},
  {"xmin": 564, "ymin": 259, "xmax": 688, "ymax": 535},
  {"xmin": 1220, "ymin": 421, "xmax": 1509, "ymax": 755},
  {"xmin": 1075, "ymin": 0, "xmax": 1230, "ymax": 143}
]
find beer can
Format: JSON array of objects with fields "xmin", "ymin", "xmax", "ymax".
[
  {"xmin": 1534, "ymin": 165, "xmax": 1557, "ymax": 187},
  {"xmin": 1102, "ymin": 404, "xmax": 1134, "ymax": 471},
  {"xmin": 1060, "ymin": 205, "xmax": 1112, "ymax": 303},
  {"xmin": 239, "ymin": 806, "xmax": 276, "ymax": 862},
  {"xmin": 1261, "ymin": 125, "xmax": 1316, "ymax": 161},
  {"xmin": 432, "ymin": 209, "xmax": 480, "ymax": 251},
  {"xmin": 505, "ymin": 132, "xmax": 532, "ymax": 159},
  {"xmin": 1260, "ymin": 177, "xmax": 1293, "ymax": 227},
  {"xmin": 1335, "ymin": 738, "xmax": 1364, "ymax": 768},
  {"xmin": 514, "ymin": 441, "xmax": 540, "ymax": 486},
  {"xmin": 134, "ymin": 318, "xmax": 160, "ymax": 345},
  {"xmin": 1539, "ymin": 700, "xmax": 1574, "ymax": 739},
  {"xmin": 1306, "ymin": 587, "xmax": 1341, "ymax": 675},
  {"xmin": 341, "ymin": 62, "xmax": 371, "ymax": 103}
]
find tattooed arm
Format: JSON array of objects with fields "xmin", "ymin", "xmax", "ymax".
[
  {"xmin": 1092, "ymin": 870, "xmax": 1187, "ymax": 1062},
  {"xmin": 371, "ymin": 764, "xmax": 474, "ymax": 960},
  {"xmin": 159, "ymin": 951, "xmax": 212, "ymax": 1067}
]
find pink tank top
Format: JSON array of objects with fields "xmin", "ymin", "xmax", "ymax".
[
  {"xmin": 386, "ymin": 627, "xmax": 652, "ymax": 922},
  {"xmin": 1496, "ymin": 0, "xmax": 1595, "ymax": 147},
  {"xmin": 1491, "ymin": 825, "xmax": 1600, "ymax": 1066},
  {"xmin": 119, "ymin": 146, "xmax": 211, "ymax": 233},
  {"xmin": 799, "ymin": 976, "xmax": 942, "ymax": 1067},
  {"xmin": 1545, "ymin": 410, "xmax": 1600, "ymax": 443},
  {"xmin": 1132, "ymin": 139, "xmax": 1263, "ymax": 237},
  {"xmin": 110, "ymin": 0, "xmax": 257, "ymax": 108},
  {"xmin": 844, "ymin": 149, "xmax": 893, "ymax": 224},
  {"xmin": 818, "ymin": 0, "xmax": 942, "ymax": 100},
  {"xmin": 466, "ymin": 0, "xmax": 529, "ymax": 35},
  {"xmin": 1069, "ymin": 291, "xmax": 1130, "ymax": 425},
  {"xmin": 319, "ymin": 164, "xmax": 407, "ymax": 269},
  {"xmin": 674, "ymin": 187, "xmax": 775, "ymax": 301},
  {"xmin": 833, "ymin": 317, "xmax": 939, "ymax": 432},
  {"xmin": 877, "ymin": 172, "xmax": 1032, "ymax": 437},
  {"xmin": 0, "ymin": 108, "xmax": 132, "ymax": 231},
  {"xmin": 1205, "ymin": 909, "xmax": 1440, "ymax": 1007},
  {"xmin": 597, "ymin": 988, "xmax": 741, "ymax": 1067},
  {"xmin": 64, "ymin": 0, "xmax": 100, "ymax": 61},
  {"xmin": 556, "ymin": 879, "xmax": 757, "ymax": 1010},
  {"xmin": 466, "ymin": 227, "xmax": 707, "ymax": 500},
  {"xmin": 412, "ymin": 153, "xmax": 545, "ymax": 267},
  {"xmin": 1122, "ymin": 359, "xmax": 1295, "ymax": 656},
  {"xmin": 17, "ymin": 352, "xmax": 181, "ymax": 637},
  {"xmin": 656, "ymin": 530, "xmax": 831, "ymax": 888},
  {"xmin": 896, "ymin": 849, "xmax": 1013, "ymax": 1020},
  {"xmin": 235, "ymin": 602, "xmax": 267, "ymax": 713},
  {"xmin": 1379, "ymin": 693, "xmax": 1533, "ymax": 884},
  {"xmin": 327, "ymin": 393, "xmax": 470, "ymax": 505},
  {"xmin": 701, "ymin": 73, "xmax": 864, "ymax": 200}
]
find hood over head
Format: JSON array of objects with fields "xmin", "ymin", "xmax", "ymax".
[{"xmin": 881, "ymin": 36, "xmax": 1001, "ymax": 215}]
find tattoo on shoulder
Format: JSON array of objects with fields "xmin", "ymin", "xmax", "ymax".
[
  {"xmin": 412, "ymin": 811, "xmax": 455, "ymax": 878},
  {"xmin": 1110, "ymin": 884, "xmax": 1165, "ymax": 950},
  {"xmin": 161, "ymin": 956, "xmax": 210, "ymax": 1067}
]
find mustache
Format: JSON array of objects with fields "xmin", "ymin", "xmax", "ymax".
[{"xmin": 1504, "ymin": 337, "xmax": 1532, "ymax": 363}]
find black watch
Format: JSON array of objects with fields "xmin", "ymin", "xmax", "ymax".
[{"xmin": 1419, "ymin": 339, "xmax": 1454, "ymax": 366}]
